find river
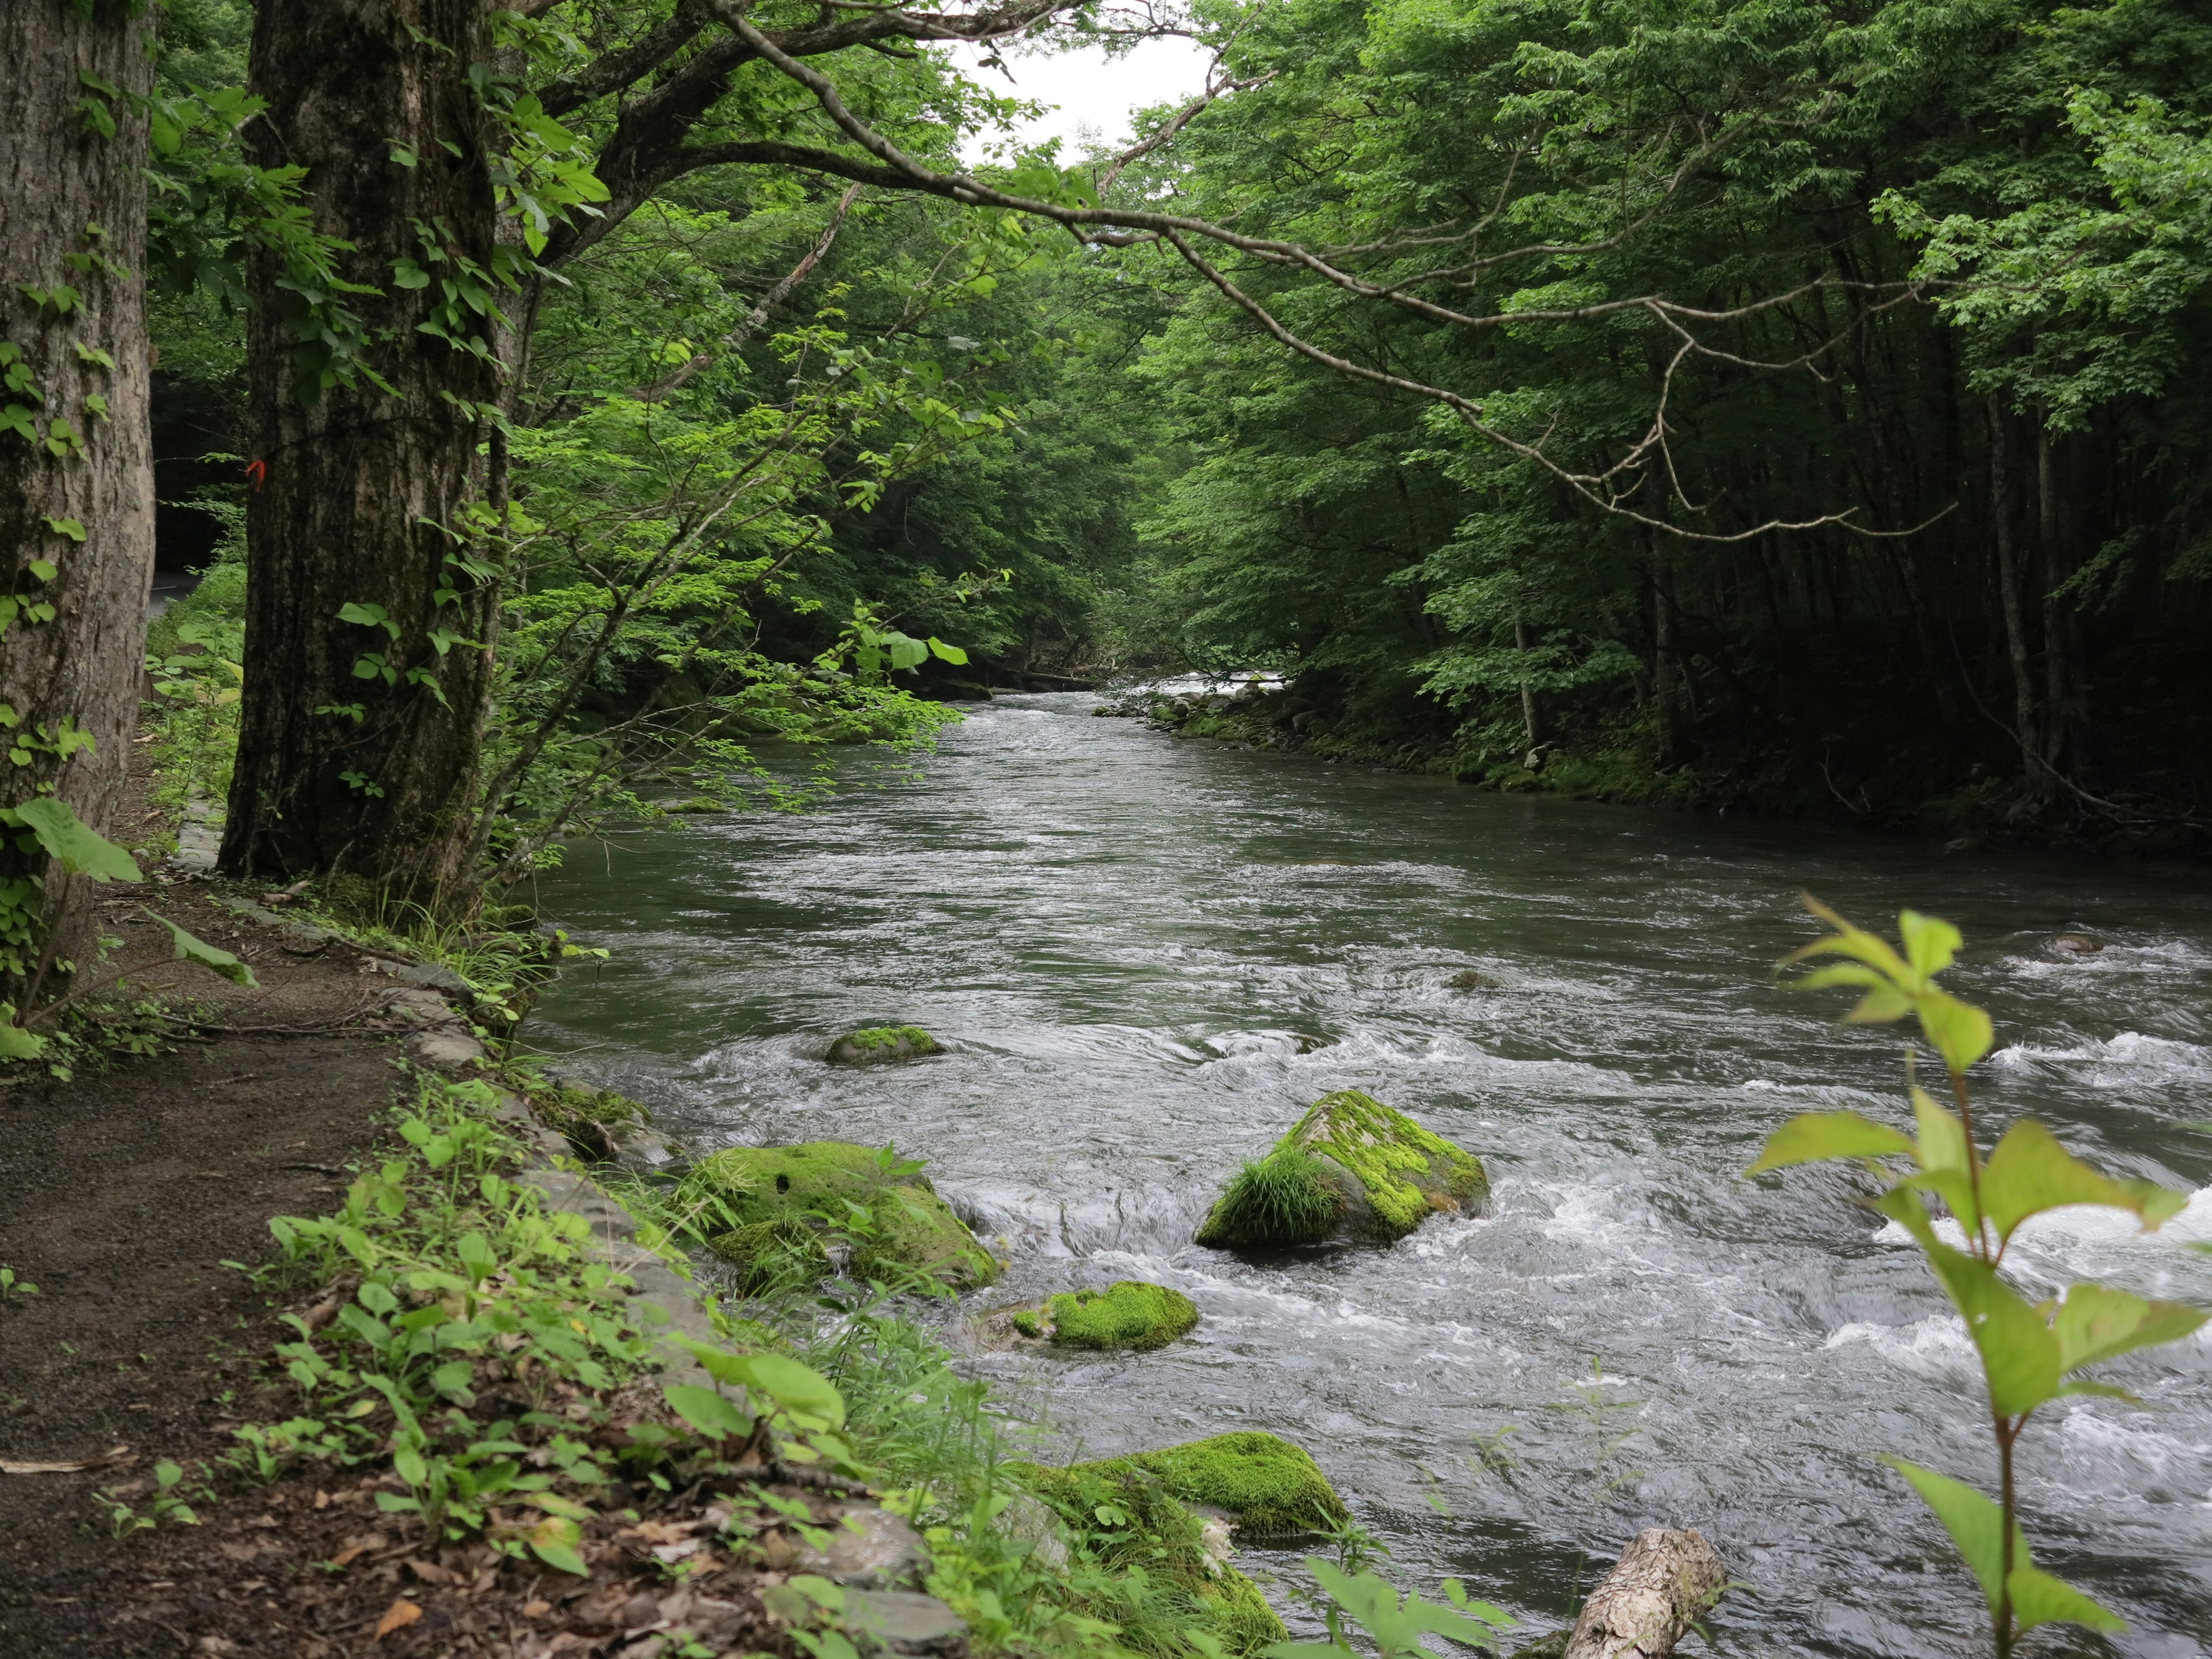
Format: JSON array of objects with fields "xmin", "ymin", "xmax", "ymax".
[{"xmin": 531, "ymin": 692, "xmax": 2212, "ymax": 1658}]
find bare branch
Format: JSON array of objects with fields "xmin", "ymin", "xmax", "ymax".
[{"xmin": 632, "ymin": 183, "xmax": 865, "ymax": 401}]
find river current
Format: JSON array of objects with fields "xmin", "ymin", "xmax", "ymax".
[{"xmin": 532, "ymin": 693, "xmax": 2212, "ymax": 1659}]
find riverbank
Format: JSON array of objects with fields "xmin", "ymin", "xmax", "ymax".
[
  {"xmin": 1102, "ymin": 682, "xmax": 2206, "ymax": 860},
  {"xmin": 0, "ymin": 882, "xmax": 1304, "ymax": 1659}
]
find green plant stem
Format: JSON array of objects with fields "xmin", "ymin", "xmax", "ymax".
[
  {"xmin": 1995, "ymin": 1415, "xmax": 2020, "ymax": 1659},
  {"xmin": 1950, "ymin": 1067, "xmax": 1993, "ymax": 1258}
]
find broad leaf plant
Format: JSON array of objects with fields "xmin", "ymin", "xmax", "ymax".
[{"xmin": 1752, "ymin": 900, "xmax": 2204, "ymax": 1658}]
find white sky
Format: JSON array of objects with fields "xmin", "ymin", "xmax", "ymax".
[{"xmin": 945, "ymin": 36, "xmax": 1215, "ymax": 162}]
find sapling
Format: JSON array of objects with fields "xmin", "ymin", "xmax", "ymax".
[{"xmin": 1751, "ymin": 899, "xmax": 2204, "ymax": 1658}]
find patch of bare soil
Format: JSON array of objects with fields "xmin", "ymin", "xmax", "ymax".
[
  {"xmin": 0, "ymin": 878, "xmax": 405, "ymax": 1654},
  {"xmin": 1, "ymin": 882, "xmax": 947, "ymax": 1659}
]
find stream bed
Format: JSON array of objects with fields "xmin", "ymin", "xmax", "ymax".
[{"xmin": 531, "ymin": 693, "xmax": 2212, "ymax": 1659}]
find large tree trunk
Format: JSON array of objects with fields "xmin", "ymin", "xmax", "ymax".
[
  {"xmin": 222, "ymin": 0, "xmax": 502, "ymax": 905},
  {"xmin": 0, "ymin": 0, "xmax": 155, "ymax": 1001},
  {"xmin": 1985, "ymin": 395, "xmax": 2041, "ymax": 790},
  {"xmin": 1564, "ymin": 1528, "xmax": 1728, "ymax": 1659}
]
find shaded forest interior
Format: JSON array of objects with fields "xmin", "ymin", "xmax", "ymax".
[{"xmin": 112, "ymin": 0, "xmax": 2212, "ymax": 863}]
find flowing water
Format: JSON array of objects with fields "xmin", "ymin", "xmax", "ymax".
[{"xmin": 531, "ymin": 693, "xmax": 2212, "ymax": 1658}]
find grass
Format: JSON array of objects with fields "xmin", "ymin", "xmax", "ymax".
[{"xmin": 1195, "ymin": 1145, "xmax": 1342, "ymax": 1247}]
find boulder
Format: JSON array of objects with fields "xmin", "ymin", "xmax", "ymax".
[
  {"xmin": 1013, "ymin": 1443, "xmax": 1293, "ymax": 1654},
  {"xmin": 1006, "ymin": 1281, "xmax": 1199, "ymax": 1351},
  {"xmin": 684, "ymin": 1141, "xmax": 999, "ymax": 1290},
  {"xmin": 1029, "ymin": 1431, "xmax": 1346, "ymax": 1537},
  {"xmin": 1196, "ymin": 1089, "xmax": 1486, "ymax": 1248},
  {"xmin": 828, "ymin": 1026, "xmax": 942, "ymax": 1066}
]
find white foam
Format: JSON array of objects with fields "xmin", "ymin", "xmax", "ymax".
[{"xmin": 1991, "ymin": 1030, "xmax": 2212, "ymax": 1090}]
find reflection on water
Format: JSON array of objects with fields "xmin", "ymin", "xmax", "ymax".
[{"xmin": 532, "ymin": 694, "xmax": 2212, "ymax": 1658}]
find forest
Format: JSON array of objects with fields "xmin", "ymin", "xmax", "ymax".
[{"xmin": 3, "ymin": 2, "xmax": 2210, "ymax": 1658}]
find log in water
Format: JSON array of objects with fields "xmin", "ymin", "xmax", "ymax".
[{"xmin": 535, "ymin": 691, "xmax": 2212, "ymax": 1657}]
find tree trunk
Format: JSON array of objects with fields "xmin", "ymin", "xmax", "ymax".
[
  {"xmin": 1985, "ymin": 395, "xmax": 2040, "ymax": 786},
  {"xmin": 1516, "ymin": 614, "xmax": 1542, "ymax": 757},
  {"xmin": 1643, "ymin": 528, "xmax": 1678, "ymax": 766},
  {"xmin": 222, "ymin": 0, "xmax": 502, "ymax": 906},
  {"xmin": 0, "ymin": 0, "xmax": 155, "ymax": 1001},
  {"xmin": 2035, "ymin": 420, "xmax": 2071, "ymax": 774},
  {"xmin": 1563, "ymin": 1528, "xmax": 1728, "ymax": 1659}
]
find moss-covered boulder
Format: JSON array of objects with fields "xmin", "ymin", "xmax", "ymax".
[
  {"xmin": 1031, "ymin": 1431, "xmax": 1347, "ymax": 1537},
  {"xmin": 1196, "ymin": 1089, "xmax": 1486, "ymax": 1249},
  {"xmin": 707, "ymin": 1215, "xmax": 832, "ymax": 1295},
  {"xmin": 684, "ymin": 1141, "xmax": 999, "ymax": 1290},
  {"xmin": 1013, "ymin": 1453, "xmax": 1289, "ymax": 1655},
  {"xmin": 1007, "ymin": 1281, "xmax": 1200, "ymax": 1351},
  {"xmin": 827, "ymin": 1025, "xmax": 940, "ymax": 1065}
]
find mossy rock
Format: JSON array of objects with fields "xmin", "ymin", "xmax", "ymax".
[
  {"xmin": 1012, "ymin": 1455, "xmax": 1287, "ymax": 1655},
  {"xmin": 1008, "ymin": 1281, "xmax": 1200, "ymax": 1351},
  {"xmin": 667, "ymin": 797, "xmax": 725, "ymax": 814},
  {"xmin": 529, "ymin": 1080, "xmax": 650, "ymax": 1162},
  {"xmin": 1033, "ymin": 1431, "xmax": 1347, "ymax": 1537},
  {"xmin": 827, "ymin": 1025, "xmax": 941, "ymax": 1066},
  {"xmin": 1196, "ymin": 1089, "xmax": 1486, "ymax": 1248},
  {"xmin": 683, "ymin": 1141, "xmax": 998, "ymax": 1291},
  {"xmin": 707, "ymin": 1216, "xmax": 832, "ymax": 1296},
  {"xmin": 1449, "ymin": 969, "xmax": 1501, "ymax": 991}
]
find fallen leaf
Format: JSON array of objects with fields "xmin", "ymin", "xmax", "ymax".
[
  {"xmin": 328, "ymin": 1532, "xmax": 387, "ymax": 1569},
  {"xmin": 0, "ymin": 1444, "xmax": 129, "ymax": 1475},
  {"xmin": 315, "ymin": 1490, "xmax": 330, "ymax": 1510},
  {"xmin": 405, "ymin": 1558, "xmax": 452, "ymax": 1585},
  {"xmin": 616, "ymin": 1518, "xmax": 700, "ymax": 1546},
  {"xmin": 521, "ymin": 1599, "xmax": 551, "ymax": 1618},
  {"xmin": 374, "ymin": 1597, "xmax": 422, "ymax": 1639}
]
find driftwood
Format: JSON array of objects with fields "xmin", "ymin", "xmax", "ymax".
[{"xmin": 1559, "ymin": 1528, "xmax": 1729, "ymax": 1659}]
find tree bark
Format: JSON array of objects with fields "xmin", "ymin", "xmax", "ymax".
[
  {"xmin": 1563, "ymin": 1528, "xmax": 1728, "ymax": 1659},
  {"xmin": 222, "ymin": 0, "xmax": 502, "ymax": 904},
  {"xmin": 1985, "ymin": 395, "xmax": 2040, "ymax": 786},
  {"xmin": 0, "ymin": 0, "xmax": 156, "ymax": 998},
  {"xmin": 1516, "ymin": 614, "xmax": 1543, "ymax": 757}
]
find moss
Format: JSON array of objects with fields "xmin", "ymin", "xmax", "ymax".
[
  {"xmin": 1196, "ymin": 1090, "xmax": 1486, "ymax": 1248},
  {"xmin": 1029, "ymin": 1281, "xmax": 1199, "ymax": 1351},
  {"xmin": 528, "ymin": 1080, "xmax": 650, "ymax": 1162},
  {"xmin": 827, "ymin": 1025, "xmax": 941, "ymax": 1065},
  {"xmin": 1034, "ymin": 1431, "xmax": 1347, "ymax": 1537},
  {"xmin": 707, "ymin": 1215, "xmax": 831, "ymax": 1295},
  {"xmin": 1014, "ymin": 1457, "xmax": 1288, "ymax": 1656},
  {"xmin": 1010, "ymin": 1308, "xmax": 1046, "ymax": 1339},
  {"xmin": 683, "ymin": 1141, "xmax": 998, "ymax": 1290}
]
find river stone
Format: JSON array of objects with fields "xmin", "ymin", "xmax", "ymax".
[
  {"xmin": 1031, "ymin": 1431, "xmax": 1347, "ymax": 1537},
  {"xmin": 828, "ymin": 1026, "xmax": 941, "ymax": 1066},
  {"xmin": 1005, "ymin": 1281, "xmax": 1199, "ymax": 1351},
  {"xmin": 796, "ymin": 1506, "xmax": 927, "ymax": 1589},
  {"xmin": 683, "ymin": 1141, "xmax": 999, "ymax": 1290},
  {"xmin": 1196, "ymin": 1089, "xmax": 1487, "ymax": 1248},
  {"xmin": 407, "ymin": 1028, "xmax": 486, "ymax": 1070},
  {"xmin": 843, "ymin": 1590, "xmax": 969, "ymax": 1657},
  {"xmin": 2051, "ymin": 933, "xmax": 2104, "ymax": 955},
  {"xmin": 1449, "ymin": 969, "xmax": 1501, "ymax": 991}
]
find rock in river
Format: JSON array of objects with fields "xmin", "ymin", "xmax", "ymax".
[
  {"xmin": 685, "ymin": 1141, "xmax": 999, "ymax": 1290},
  {"xmin": 1003, "ymin": 1281, "xmax": 1200, "ymax": 1351},
  {"xmin": 1195, "ymin": 1089, "xmax": 1487, "ymax": 1248},
  {"xmin": 828, "ymin": 1025, "xmax": 942, "ymax": 1065}
]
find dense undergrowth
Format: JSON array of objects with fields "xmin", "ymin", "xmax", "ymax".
[{"xmin": 115, "ymin": 1058, "xmax": 1317, "ymax": 1659}]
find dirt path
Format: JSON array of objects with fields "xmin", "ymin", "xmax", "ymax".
[{"xmin": 0, "ymin": 880, "xmax": 407, "ymax": 1654}]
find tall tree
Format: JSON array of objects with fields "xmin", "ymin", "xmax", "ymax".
[
  {"xmin": 221, "ymin": 0, "xmax": 1067, "ymax": 903},
  {"xmin": 0, "ymin": 0, "xmax": 156, "ymax": 999}
]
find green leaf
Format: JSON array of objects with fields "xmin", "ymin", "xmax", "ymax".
[
  {"xmin": 1980, "ymin": 1119, "xmax": 2188, "ymax": 1246},
  {"xmin": 1910, "ymin": 1229, "xmax": 2063, "ymax": 1417},
  {"xmin": 13, "ymin": 797, "xmax": 141, "ymax": 881},
  {"xmin": 927, "ymin": 637, "xmax": 969, "ymax": 665},
  {"xmin": 1884, "ymin": 1458, "xmax": 2008, "ymax": 1613},
  {"xmin": 1911, "ymin": 1086, "xmax": 1971, "ymax": 1174},
  {"xmin": 26, "ymin": 560, "xmax": 56, "ymax": 582},
  {"xmin": 1897, "ymin": 909, "xmax": 1963, "ymax": 979},
  {"xmin": 0, "ymin": 1013, "xmax": 48, "ymax": 1060},
  {"xmin": 40, "ymin": 516, "xmax": 86, "ymax": 542},
  {"xmin": 529, "ymin": 1537, "xmax": 590, "ymax": 1575},
  {"xmin": 662, "ymin": 1382, "xmax": 752, "ymax": 1441},
  {"xmin": 1747, "ymin": 1110, "xmax": 1914, "ymax": 1173},
  {"xmin": 145, "ymin": 910, "xmax": 260, "ymax": 986},
  {"xmin": 2009, "ymin": 1565, "xmax": 2127, "ymax": 1635},
  {"xmin": 2051, "ymin": 1283, "xmax": 2208, "ymax": 1375},
  {"xmin": 1916, "ymin": 989, "xmax": 1993, "ymax": 1073}
]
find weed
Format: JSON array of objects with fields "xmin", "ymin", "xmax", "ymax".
[
  {"xmin": 97, "ymin": 1460, "xmax": 201, "ymax": 1537},
  {"xmin": 1200, "ymin": 1146, "xmax": 1340, "ymax": 1247},
  {"xmin": 0, "ymin": 1265, "xmax": 38, "ymax": 1300}
]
